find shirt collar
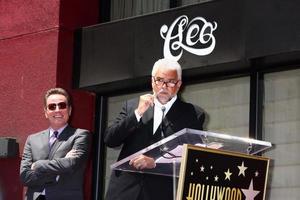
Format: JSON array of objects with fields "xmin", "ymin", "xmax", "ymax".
[
  {"xmin": 154, "ymin": 95, "xmax": 177, "ymax": 114},
  {"xmin": 49, "ymin": 124, "xmax": 68, "ymax": 137}
]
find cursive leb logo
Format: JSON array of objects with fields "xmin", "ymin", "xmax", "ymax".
[{"xmin": 160, "ymin": 15, "xmax": 217, "ymax": 61}]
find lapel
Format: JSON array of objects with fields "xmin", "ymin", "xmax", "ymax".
[
  {"xmin": 140, "ymin": 98, "xmax": 183, "ymax": 137},
  {"xmin": 38, "ymin": 130, "xmax": 51, "ymax": 159},
  {"xmin": 162, "ymin": 98, "xmax": 183, "ymax": 137},
  {"xmin": 141, "ymin": 105, "xmax": 154, "ymax": 135},
  {"xmin": 49, "ymin": 125, "xmax": 74, "ymax": 159},
  {"xmin": 138, "ymin": 98, "xmax": 185, "ymax": 138}
]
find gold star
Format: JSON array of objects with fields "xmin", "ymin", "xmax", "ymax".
[
  {"xmin": 238, "ymin": 161, "xmax": 248, "ymax": 177},
  {"xmin": 200, "ymin": 165, "xmax": 205, "ymax": 172},
  {"xmin": 224, "ymin": 168, "xmax": 232, "ymax": 181},
  {"xmin": 214, "ymin": 175, "xmax": 219, "ymax": 182}
]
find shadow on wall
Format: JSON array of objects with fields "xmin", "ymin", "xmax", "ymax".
[{"xmin": 0, "ymin": 180, "xmax": 3, "ymax": 200}]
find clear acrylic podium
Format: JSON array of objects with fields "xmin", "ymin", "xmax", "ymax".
[{"xmin": 110, "ymin": 128, "xmax": 272, "ymax": 199}]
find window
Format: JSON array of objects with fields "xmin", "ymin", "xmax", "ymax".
[
  {"xmin": 109, "ymin": 0, "xmax": 213, "ymax": 21},
  {"xmin": 263, "ymin": 69, "xmax": 300, "ymax": 200},
  {"xmin": 182, "ymin": 77, "xmax": 250, "ymax": 137}
]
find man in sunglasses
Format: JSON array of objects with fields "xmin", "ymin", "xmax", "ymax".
[
  {"xmin": 20, "ymin": 88, "xmax": 90, "ymax": 200},
  {"xmin": 104, "ymin": 58, "xmax": 206, "ymax": 200}
]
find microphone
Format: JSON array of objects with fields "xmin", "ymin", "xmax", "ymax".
[
  {"xmin": 160, "ymin": 106, "xmax": 169, "ymax": 152},
  {"xmin": 160, "ymin": 106, "xmax": 166, "ymax": 140}
]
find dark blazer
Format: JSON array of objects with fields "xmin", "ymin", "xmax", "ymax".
[
  {"xmin": 20, "ymin": 125, "xmax": 90, "ymax": 200},
  {"xmin": 104, "ymin": 97, "xmax": 205, "ymax": 200}
]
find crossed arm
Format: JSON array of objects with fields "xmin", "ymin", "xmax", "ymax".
[{"xmin": 20, "ymin": 130, "xmax": 90, "ymax": 187}]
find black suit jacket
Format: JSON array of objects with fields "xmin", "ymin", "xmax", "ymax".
[{"xmin": 104, "ymin": 97, "xmax": 205, "ymax": 200}]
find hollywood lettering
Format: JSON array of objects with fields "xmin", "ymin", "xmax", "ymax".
[
  {"xmin": 160, "ymin": 15, "xmax": 218, "ymax": 61},
  {"xmin": 186, "ymin": 183, "xmax": 242, "ymax": 200}
]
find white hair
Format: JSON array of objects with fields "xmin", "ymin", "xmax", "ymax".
[{"xmin": 151, "ymin": 58, "xmax": 182, "ymax": 80}]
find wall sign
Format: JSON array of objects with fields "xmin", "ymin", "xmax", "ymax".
[
  {"xmin": 177, "ymin": 144, "xmax": 270, "ymax": 200},
  {"xmin": 160, "ymin": 15, "xmax": 217, "ymax": 61}
]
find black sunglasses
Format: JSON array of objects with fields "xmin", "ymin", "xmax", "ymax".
[{"xmin": 47, "ymin": 102, "xmax": 68, "ymax": 111}]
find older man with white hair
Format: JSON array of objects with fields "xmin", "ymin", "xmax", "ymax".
[{"xmin": 104, "ymin": 58, "xmax": 206, "ymax": 200}]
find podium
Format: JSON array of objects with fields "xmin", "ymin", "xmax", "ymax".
[{"xmin": 111, "ymin": 128, "xmax": 272, "ymax": 200}]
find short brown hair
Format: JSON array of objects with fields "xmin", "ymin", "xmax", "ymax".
[{"xmin": 44, "ymin": 88, "xmax": 71, "ymax": 108}]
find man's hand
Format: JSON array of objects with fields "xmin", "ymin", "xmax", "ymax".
[
  {"xmin": 129, "ymin": 155, "xmax": 156, "ymax": 170},
  {"xmin": 135, "ymin": 94, "xmax": 155, "ymax": 117},
  {"xmin": 31, "ymin": 162, "xmax": 36, "ymax": 170},
  {"xmin": 65, "ymin": 149, "xmax": 80, "ymax": 158}
]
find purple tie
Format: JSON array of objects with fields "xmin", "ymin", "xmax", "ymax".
[{"xmin": 49, "ymin": 131, "xmax": 58, "ymax": 148}]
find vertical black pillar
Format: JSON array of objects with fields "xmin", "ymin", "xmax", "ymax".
[
  {"xmin": 99, "ymin": 0, "xmax": 111, "ymax": 23},
  {"xmin": 170, "ymin": 0, "xmax": 179, "ymax": 8},
  {"xmin": 91, "ymin": 95, "xmax": 107, "ymax": 200},
  {"xmin": 249, "ymin": 70, "xmax": 264, "ymax": 140}
]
